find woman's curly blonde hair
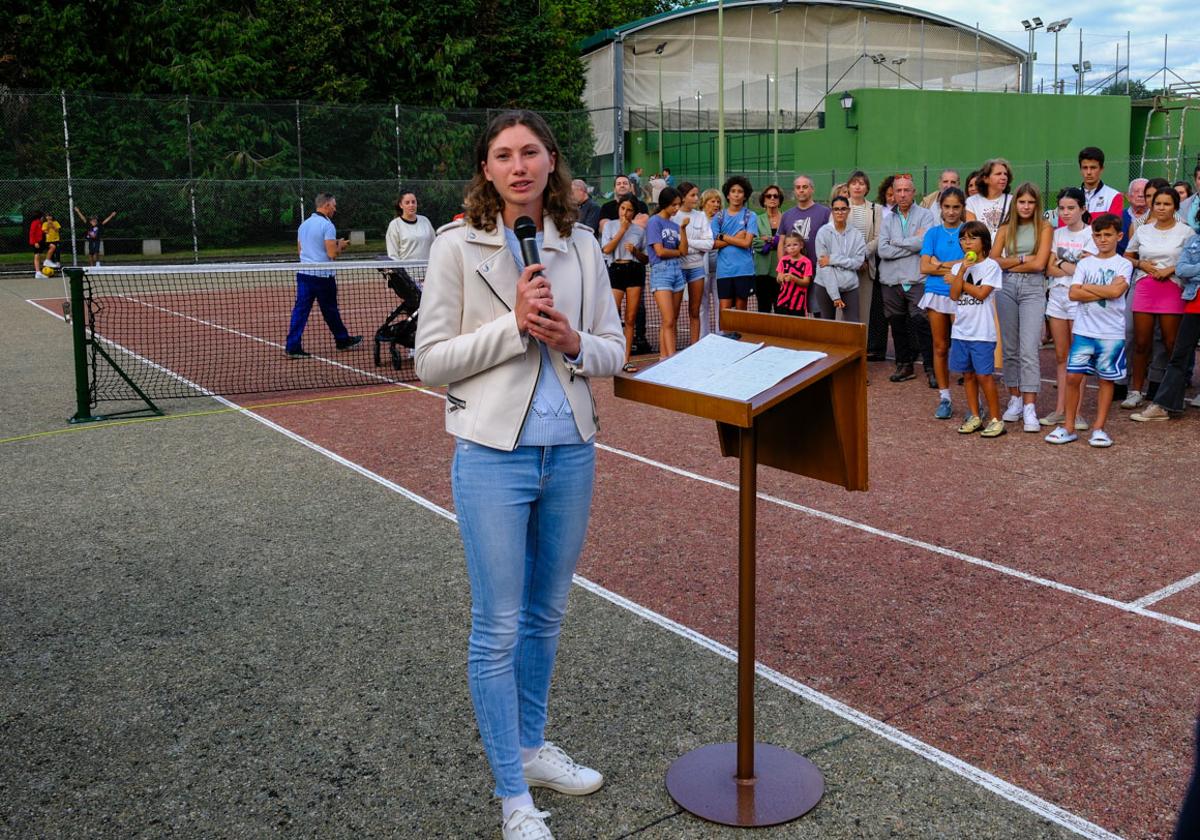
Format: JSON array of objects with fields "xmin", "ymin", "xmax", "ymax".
[{"xmin": 463, "ymin": 110, "xmax": 577, "ymax": 239}]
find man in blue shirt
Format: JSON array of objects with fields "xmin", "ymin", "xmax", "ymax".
[{"xmin": 285, "ymin": 192, "xmax": 362, "ymax": 358}]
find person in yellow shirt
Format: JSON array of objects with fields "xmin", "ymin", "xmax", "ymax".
[{"xmin": 42, "ymin": 213, "xmax": 62, "ymax": 267}]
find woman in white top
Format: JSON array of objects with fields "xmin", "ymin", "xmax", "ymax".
[
  {"xmin": 965, "ymin": 159, "xmax": 1013, "ymax": 237},
  {"xmin": 385, "ymin": 191, "xmax": 435, "ymax": 261},
  {"xmin": 1122, "ymin": 186, "xmax": 1193, "ymax": 408},
  {"xmin": 673, "ymin": 182, "xmax": 714, "ymax": 345},
  {"xmin": 698, "ymin": 188, "xmax": 724, "ymax": 339}
]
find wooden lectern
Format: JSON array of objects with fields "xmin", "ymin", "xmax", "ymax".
[{"xmin": 613, "ymin": 310, "xmax": 868, "ymax": 827}]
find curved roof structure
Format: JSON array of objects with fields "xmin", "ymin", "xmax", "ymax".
[{"xmin": 581, "ymin": 0, "xmax": 1027, "ymax": 155}]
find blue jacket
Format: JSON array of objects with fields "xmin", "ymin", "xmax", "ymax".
[{"xmin": 1177, "ymin": 232, "xmax": 1200, "ymax": 302}]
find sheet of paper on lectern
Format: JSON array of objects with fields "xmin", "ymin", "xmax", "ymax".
[{"xmin": 635, "ymin": 333, "xmax": 826, "ymax": 400}]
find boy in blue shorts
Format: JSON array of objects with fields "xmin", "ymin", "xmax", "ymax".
[
  {"xmin": 947, "ymin": 221, "xmax": 1005, "ymax": 437},
  {"xmin": 1045, "ymin": 213, "xmax": 1131, "ymax": 447}
]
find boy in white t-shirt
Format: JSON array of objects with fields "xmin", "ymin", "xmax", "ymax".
[
  {"xmin": 947, "ymin": 221, "xmax": 1005, "ymax": 437},
  {"xmin": 1045, "ymin": 213, "xmax": 1131, "ymax": 447}
]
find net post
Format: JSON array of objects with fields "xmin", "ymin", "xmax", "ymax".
[{"xmin": 68, "ymin": 267, "xmax": 101, "ymax": 424}]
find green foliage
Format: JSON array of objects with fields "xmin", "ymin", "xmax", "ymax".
[{"xmin": 1097, "ymin": 79, "xmax": 1164, "ymax": 99}]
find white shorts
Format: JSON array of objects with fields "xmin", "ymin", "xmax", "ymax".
[
  {"xmin": 918, "ymin": 290, "xmax": 956, "ymax": 315},
  {"xmin": 1045, "ymin": 285, "xmax": 1078, "ymax": 321}
]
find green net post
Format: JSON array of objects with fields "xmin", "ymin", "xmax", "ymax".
[{"xmin": 68, "ymin": 267, "xmax": 102, "ymax": 423}]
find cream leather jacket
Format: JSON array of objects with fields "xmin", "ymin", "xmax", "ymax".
[{"xmin": 414, "ymin": 214, "xmax": 625, "ymax": 451}]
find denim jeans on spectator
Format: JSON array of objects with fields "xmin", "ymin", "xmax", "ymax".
[
  {"xmin": 997, "ymin": 272, "xmax": 1046, "ymax": 393},
  {"xmin": 451, "ymin": 438, "xmax": 596, "ymax": 797}
]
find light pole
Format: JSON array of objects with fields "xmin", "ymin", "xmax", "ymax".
[
  {"xmin": 891, "ymin": 57, "xmax": 906, "ymax": 88},
  {"xmin": 654, "ymin": 42, "xmax": 667, "ymax": 173},
  {"xmin": 717, "ymin": 0, "xmax": 725, "ymax": 186},
  {"xmin": 1020, "ymin": 18, "xmax": 1044, "ymax": 93},
  {"xmin": 1047, "ymin": 18, "xmax": 1071, "ymax": 95},
  {"xmin": 770, "ymin": 1, "xmax": 786, "ymax": 184}
]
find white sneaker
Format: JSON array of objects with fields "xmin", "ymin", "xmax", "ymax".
[
  {"xmin": 1022, "ymin": 403, "xmax": 1040, "ymax": 432},
  {"xmin": 1120, "ymin": 390, "xmax": 1144, "ymax": 409},
  {"xmin": 1190, "ymin": 394, "xmax": 1200, "ymax": 409},
  {"xmin": 1001, "ymin": 395, "xmax": 1023, "ymax": 422},
  {"xmin": 523, "ymin": 742, "xmax": 603, "ymax": 795},
  {"xmin": 502, "ymin": 806, "xmax": 553, "ymax": 840}
]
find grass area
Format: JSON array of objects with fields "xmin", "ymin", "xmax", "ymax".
[{"xmin": 1, "ymin": 240, "xmax": 386, "ymax": 267}]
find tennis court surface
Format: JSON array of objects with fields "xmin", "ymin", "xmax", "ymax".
[{"xmin": 5, "ymin": 267, "xmax": 1199, "ymax": 839}]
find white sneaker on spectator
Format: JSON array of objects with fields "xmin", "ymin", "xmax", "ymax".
[
  {"xmin": 1120, "ymin": 390, "xmax": 1144, "ymax": 409},
  {"xmin": 1002, "ymin": 395, "xmax": 1023, "ymax": 422},
  {"xmin": 502, "ymin": 806, "xmax": 553, "ymax": 840},
  {"xmin": 523, "ymin": 742, "xmax": 603, "ymax": 795},
  {"xmin": 1022, "ymin": 403, "xmax": 1040, "ymax": 432},
  {"xmin": 1190, "ymin": 393, "xmax": 1200, "ymax": 409}
]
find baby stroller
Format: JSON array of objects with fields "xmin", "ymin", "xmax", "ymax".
[{"xmin": 374, "ymin": 264, "xmax": 422, "ymax": 370}]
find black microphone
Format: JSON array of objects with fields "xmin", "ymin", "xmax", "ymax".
[{"xmin": 514, "ymin": 216, "xmax": 542, "ymax": 276}]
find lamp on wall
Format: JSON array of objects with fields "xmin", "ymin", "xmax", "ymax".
[{"xmin": 839, "ymin": 91, "xmax": 856, "ymax": 129}]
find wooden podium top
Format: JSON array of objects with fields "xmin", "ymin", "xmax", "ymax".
[{"xmin": 614, "ymin": 310, "xmax": 868, "ymax": 491}]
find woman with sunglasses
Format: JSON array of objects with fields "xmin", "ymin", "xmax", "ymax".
[{"xmin": 753, "ymin": 185, "xmax": 786, "ymax": 313}]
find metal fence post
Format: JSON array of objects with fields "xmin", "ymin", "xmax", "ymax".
[
  {"xmin": 295, "ymin": 99, "xmax": 305, "ymax": 217},
  {"xmin": 394, "ymin": 102, "xmax": 403, "ymax": 192},
  {"xmin": 185, "ymin": 95, "xmax": 199, "ymax": 262},
  {"xmin": 59, "ymin": 90, "xmax": 78, "ymax": 270}
]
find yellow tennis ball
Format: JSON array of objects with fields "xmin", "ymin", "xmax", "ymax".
[
  {"xmin": 41, "ymin": 266, "xmax": 54, "ymax": 277},
  {"xmin": 965, "ymin": 250, "xmax": 977, "ymax": 261}
]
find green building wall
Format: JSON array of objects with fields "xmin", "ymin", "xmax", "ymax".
[{"xmin": 624, "ymin": 88, "xmax": 1137, "ymax": 199}]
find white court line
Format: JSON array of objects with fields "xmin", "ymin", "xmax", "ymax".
[
  {"xmin": 31, "ymin": 293, "xmax": 1197, "ymax": 633},
  {"xmin": 21, "ymin": 297, "xmax": 1135, "ymax": 837},
  {"xmin": 598, "ymin": 441, "xmax": 1200, "ymax": 635},
  {"xmin": 1132, "ymin": 570, "xmax": 1200, "ymax": 608}
]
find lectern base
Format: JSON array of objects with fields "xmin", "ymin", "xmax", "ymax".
[{"xmin": 665, "ymin": 742, "xmax": 824, "ymax": 827}]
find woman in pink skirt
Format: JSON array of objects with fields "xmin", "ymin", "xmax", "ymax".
[{"xmin": 1122, "ymin": 187, "xmax": 1194, "ymax": 407}]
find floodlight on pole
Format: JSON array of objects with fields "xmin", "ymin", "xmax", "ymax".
[
  {"xmin": 1020, "ymin": 18, "xmax": 1044, "ymax": 93},
  {"xmin": 1047, "ymin": 18, "xmax": 1071, "ymax": 95}
]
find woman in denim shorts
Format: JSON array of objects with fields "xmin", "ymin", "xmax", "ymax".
[{"xmin": 646, "ymin": 186, "xmax": 689, "ymax": 357}]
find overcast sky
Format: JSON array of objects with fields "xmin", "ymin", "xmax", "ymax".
[{"xmin": 909, "ymin": 0, "xmax": 1199, "ymax": 92}]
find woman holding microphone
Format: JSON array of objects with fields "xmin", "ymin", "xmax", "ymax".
[{"xmin": 415, "ymin": 110, "xmax": 624, "ymax": 840}]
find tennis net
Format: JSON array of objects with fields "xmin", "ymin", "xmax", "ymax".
[
  {"xmin": 68, "ymin": 258, "xmax": 749, "ymax": 417},
  {"xmin": 72, "ymin": 260, "xmax": 426, "ymax": 411}
]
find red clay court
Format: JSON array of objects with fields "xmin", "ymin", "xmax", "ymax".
[{"xmin": 27, "ymin": 278, "xmax": 1200, "ymax": 839}]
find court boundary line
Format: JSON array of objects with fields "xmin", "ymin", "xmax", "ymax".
[
  {"xmin": 598, "ymin": 441, "xmax": 1200, "ymax": 635},
  {"xmin": 20, "ymin": 296, "xmax": 1136, "ymax": 838},
  {"xmin": 29, "ymin": 294, "xmax": 1196, "ymax": 629},
  {"xmin": 1132, "ymin": 570, "xmax": 1200, "ymax": 608}
]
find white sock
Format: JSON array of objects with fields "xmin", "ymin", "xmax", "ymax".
[
  {"xmin": 520, "ymin": 744, "xmax": 542, "ymax": 765},
  {"xmin": 939, "ymin": 389, "xmax": 951, "ymax": 401},
  {"xmin": 502, "ymin": 792, "xmax": 534, "ymax": 821}
]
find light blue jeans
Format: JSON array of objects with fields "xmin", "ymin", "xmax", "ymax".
[{"xmin": 451, "ymin": 438, "xmax": 596, "ymax": 797}]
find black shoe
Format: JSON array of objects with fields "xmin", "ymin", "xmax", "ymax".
[
  {"xmin": 889, "ymin": 364, "xmax": 915, "ymax": 382},
  {"xmin": 287, "ymin": 348, "xmax": 311, "ymax": 358},
  {"xmin": 927, "ymin": 371, "xmax": 938, "ymax": 389},
  {"xmin": 866, "ymin": 352, "xmax": 887, "ymax": 362},
  {"xmin": 336, "ymin": 335, "xmax": 363, "ymax": 350}
]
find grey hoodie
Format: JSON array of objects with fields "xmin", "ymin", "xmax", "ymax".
[{"xmin": 814, "ymin": 222, "xmax": 867, "ymax": 301}]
